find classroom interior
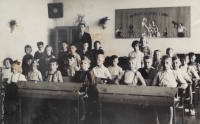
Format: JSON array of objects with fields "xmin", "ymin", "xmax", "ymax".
[{"xmin": 1, "ymin": 0, "xmax": 200, "ymax": 124}]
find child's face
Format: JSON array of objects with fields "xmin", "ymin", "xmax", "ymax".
[
  {"xmin": 144, "ymin": 59, "xmax": 152, "ymax": 69},
  {"xmin": 141, "ymin": 38, "xmax": 147, "ymax": 47},
  {"xmin": 94, "ymin": 43, "xmax": 101, "ymax": 50},
  {"xmin": 46, "ymin": 47, "xmax": 52, "ymax": 55},
  {"xmin": 113, "ymin": 58, "xmax": 119, "ymax": 66},
  {"xmin": 32, "ymin": 64, "xmax": 37, "ymax": 71},
  {"xmin": 166, "ymin": 49, "xmax": 173, "ymax": 57},
  {"xmin": 162, "ymin": 58, "xmax": 172, "ymax": 70},
  {"xmin": 128, "ymin": 59, "xmax": 137, "ymax": 70},
  {"xmin": 62, "ymin": 43, "xmax": 68, "ymax": 50},
  {"xmin": 70, "ymin": 46, "xmax": 76, "ymax": 53},
  {"xmin": 154, "ymin": 52, "xmax": 161, "ymax": 60},
  {"xmin": 81, "ymin": 60, "xmax": 90, "ymax": 70},
  {"xmin": 172, "ymin": 59, "xmax": 181, "ymax": 70},
  {"xmin": 189, "ymin": 55, "xmax": 196, "ymax": 63},
  {"xmin": 181, "ymin": 57, "xmax": 189, "ymax": 65},
  {"xmin": 49, "ymin": 62, "xmax": 58, "ymax": 71},
  {"xmin": 12, "ymin": 68, "xmax": 17, "ymax": 74},
  {"xmin": 38, "ymin": 45, "xmax": 43, "ymax": 51},
  {"xmin": 25, "ymin": 48, "xmax": 31, "ymax": 54},
  {"xmin": 4, "ymin": 60, "xmax": 11, "ymax": 68},
  {"xmin": 134, "ymin": 44, "xmax": 139, "ymax": 52},
  {"xmin": 83, "ymin": 43, "xmax": 89, "ymax": 50},
  {"xmin": 97, "ymin": 56, "xmax": 104, "ymax": 66},
  {"xmin": 67, "ymin": 58, "xmax": 75, "ymax": 66}
]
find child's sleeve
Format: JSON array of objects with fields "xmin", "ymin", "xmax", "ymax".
[
  {"xmin": 57, "ymin": 71, "xmax": 63, "ymax": 82},
  {"xmin": 137, "ymin": 72, "xmax": 146, "ymax": 86},
  {"xmin": 190, "ymin": 66, "xmax": 199, "ymax": 79},
  {"xmin": 152, "ymin": 72, "xmax": 159, "ymax": 86},
  {"xmin": 177, "ymin": 73, "xmax": 188, "ymax": 89},
  {"xmin": 38, "ymin": 71, "xmax": 43, "ymax": 82},
  {"xmin": 105, "ymin": 68, "xmax": 112, "ymax": 79}
]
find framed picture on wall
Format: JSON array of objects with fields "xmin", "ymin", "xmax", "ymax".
[{"xmin": 115, "ymin": 6, "xmax": 191, "ymax": 38}]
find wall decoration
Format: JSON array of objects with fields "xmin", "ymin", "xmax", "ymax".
[
  {"xmin": 74, "ymin": 14, "xmax": 86, "ymax": 26},
  {"xmin": 99, "ymin": 17, "xmax": 110, "ymax": 29},
  {"xmin": 9, "ymin": 20, "xmax": 17, "ymax": 33},
  {"xmin": 115, "ymin": 6, "xmax": 190, "ymax": 38}
]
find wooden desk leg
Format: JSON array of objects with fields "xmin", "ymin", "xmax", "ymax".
[
  {"xmin": 100, "ymin": 103, "xmax": 102, "ymax": 124},
  {"xmin": 173, "ymin": 101, "xmax": 176, "ymax": 124},
  {"xmin": 182, "ymin": 96, "xmax": 184, "ymax": 124},
  {"xmin": 77, "ymin": 99, "xmax": 79, "ymax": 124},
  {"xmin": 19, "ymin": 97, "xmax": 21, "ymax": 124}
]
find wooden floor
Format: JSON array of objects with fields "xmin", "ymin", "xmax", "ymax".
[{"xmin": 3, "ymin": 95, "xmax": 200, "ymax": 124}]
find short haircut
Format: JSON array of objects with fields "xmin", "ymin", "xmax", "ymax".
[
  {"xmin": 78, "ymin": 22, "xmax": 86, "ymax": 27},
  {"xmin": 153, "ymin": 50, "xmax": 161, "ymax": 56},
  {"xmin": 3, "ymin": 58, "xmax": 13, "ymax": 66},
  {"xmin": 127, "ymin": 57, "xmax": 137, "ymax": 62},
  {"xmin": 69, "ymin": 43, "xmax": 76, "ymax": 47},
  {"xmin": 24, "ymin": 45, "xmax": 32, "ymax": 53},
  {"xmin": 172, "ymin": 55, "xmax": 180, "ymax": 61},
  {"xmin": 131, "ymin": 40, "xmax": 140, "ymax": 48},
  {"xmin": 181, "ymin": 54, "xmax": 188, "ymax": 61},
  {"xmin": 111, "ymin": 55, "xmax": 118, "ymax": 61},
  {"xmin": 49, "ymin": 58, "xmax": 58, "ymax": 65},
  {"xmin": 37, "ymin": 42, "xmax": 44, "ymax": 47},
  {"xmin": 143, "ymin": 55, "xmax": 152, "ymax": 60},
  {"xmin": 67, "ymin": 54, "xmax": 75, "ymax": 59},
  {"xmin": 82, "ymin": 56, "xmax": 91, "ymax": 64},
  {"xmin": 166, "ymin": 48, "xmax": 173, "ymax": 53},
  {"xmin": 140, "ymin": 36, "xmax": 148, "ymax": 44},
  {"xmin": 94, "ymin": 41, "xmax": 101, "ymax": 46},
  {"xmin": 45, "ymin": 45, "xmax": 54, "ymax": 53},
  {"xmin": 188, "ymin": 52, "xmax": 196, "ymax": 58},
  {"xmin": 82, "ymin": 40, "xmax": 88, "ymax": 45},
  {"xmin": 161, "ymin": 55, "xmax": 172, "ymax": 63},
  {"xmin": 97, "ymin": 54, "xmax": 105, "ymax": 60}
]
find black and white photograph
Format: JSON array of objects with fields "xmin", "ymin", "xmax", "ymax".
[{"xmin": 0, "ymin": 0, "xmax": 200, "ymax": 124}]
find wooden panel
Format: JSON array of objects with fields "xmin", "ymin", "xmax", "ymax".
[
  {"xmin": 18, "ymin": 89, "xmax": 79, "ymax": 100},
  {"xmin": 97, "ymin": 84, "xmax": 178, "ymax": 97},
  {"xmin": 98, "ymin": 94, "xmax": 174, "ymax": 106},
  {"xmin": 17, "ymin": 81, "xmax": 82, "ymax": 91}
]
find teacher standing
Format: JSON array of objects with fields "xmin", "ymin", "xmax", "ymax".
[{"xmin": 73, "ymin": 22, "xmax": 92, "ymax": 54}]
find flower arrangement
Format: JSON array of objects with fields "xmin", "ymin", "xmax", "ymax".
[{"xmin": 99, "ymin": 17, "xmax": 110, "ymax": 29}]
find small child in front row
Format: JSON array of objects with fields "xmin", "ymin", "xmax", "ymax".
[
  {"xmin": 172, "ymin": 56, "xmax": 195, "ymax": 115},
  {"xmin": 128, "ymin": 40, "xmax": 144, "ymax": 69},
  {"xmin": 108, "ymin": 55, "xmax": 123, "ymax": 81},
  {"xmin": 45, "ymin": 58, "xmax": 63, "ymax": 82},
  {"xmin": 188, "ymin": 52, "xmax": 200, "ymax": 75},
  {"xmin": 27, "ymin": 60, "xmax": 43, "ymax": 82},
  {"xmin": 152, "ymin": 55, "xmax": 188, "ymax": 124},
  {"xmin": 115, "ymin": 57, "xmax": 146, "ymax": 86},
  {"xmin": 73, "ymin": 56, "xmax": 92, "ymax": 121},
  {"xmin": 2, "ymin": 58, "xmax": 13, "ymax": 84},
  {"xmin": 152, "ymin": 50, "xmax": 162, "ymax": 71}
]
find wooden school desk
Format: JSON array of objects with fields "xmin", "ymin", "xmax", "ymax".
[
  {"xmin": 17, "ymin": 81, "xmax": 82, "ymax": 124},
  {"xmin": 97, "ymin": 84, "xmax": 182, "ymax": 124}
]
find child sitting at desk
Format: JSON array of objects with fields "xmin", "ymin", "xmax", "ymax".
[
  {"xmin": 152, "ymin": 50, "xmax": 162, "ymax": 71},
  {"xmin": 65, "ymin": 54, "xmax": 80, "ymax": 81},
  {"xmin": 108, "ymin": 55, "xmax": 123, "ymax": 81},
  {"xmin": 138, "ymin": 55, "xmax": 157, "ymax": 85},
  {"xmin": 128, "ymin": 40, "xmax": 144, "ymax": 69},
  {"xmin": 68, "ymin": 44, "xmax": 81, "ymax": 68},
  {"xmin": 166, "ymin": 48, "xmax": 174, "ymax": 58},
  {"xmin": 91, "ymin": 54, "xmax": 112, "ymax": 83},
  {"xmin": 45, "ymin": 58, "xmax": 63, "ymax": 82},
  {"xmin": 139, "ymin": 36, "xmax": 152, "ymax": 56},
  {"xmin": 2, "ymin": 58, "xmax": 13, "ymax": 84},
  {"xmin": 115, "ymin": 57, "xmax": 146, "ymax": 86},
  {"xmin": 188, "ymin": 52, "xmax": 199, "ymax": 74},
  {"xmin": 172, "ymin": 56, "xmax": 195, "ymax": 115},
  {"xmin": 73, "ymin": 56, "xmax": 93, "ymax": 121},
  {"xmin": 152, "ymin": 55, "xmax": 188, "ymax": 124},
  {"xmin": 27, "ymin": 60, "xmax": 43, "ymax": 82}
]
